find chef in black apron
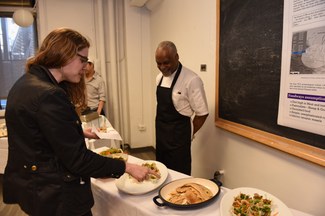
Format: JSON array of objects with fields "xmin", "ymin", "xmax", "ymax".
[
  {"xmin": 156, "ymin": 63, "xmax": 192, "ymax": 175},
  {"xmin": 155, "ymin": 41, "xmax": 208, "ymax": 175}
]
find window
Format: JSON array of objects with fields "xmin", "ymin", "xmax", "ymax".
[{"xmin": 0, "ymin": 15, "xmax": 38, "ymax": 110}]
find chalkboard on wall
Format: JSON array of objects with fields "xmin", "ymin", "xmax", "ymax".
[{"xmin": 216, "ymin": 0, "xmax": 325, "ymax": 166}]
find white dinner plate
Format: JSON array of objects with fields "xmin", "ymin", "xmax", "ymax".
[
  {"xmin": 92, "ymin": 146, "xmax": 128, "ymax": 161},
  {"xmin": 220, "ymin": 187, "xmax": 292, "ymax": 216},
  {"xmin": 115, "ymin": 160, "xmax": 168, "ymax": 195}
]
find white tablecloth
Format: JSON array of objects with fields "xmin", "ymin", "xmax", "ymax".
[
  {"xmin": 83, "ymin": 115, "xmax": 121, "ymax": 150},
  {"xmin": 91, "ymin": 156, "xmax": 312, "ymax": 216}
]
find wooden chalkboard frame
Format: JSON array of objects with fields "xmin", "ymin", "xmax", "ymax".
[{"xmin": 215, "ymin": 0, "xmax": 325, "ymax": 167}]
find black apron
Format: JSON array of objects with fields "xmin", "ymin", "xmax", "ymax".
[{"xmin": 155, "ymin": 63, "xmax": 192, "ymax": 175}]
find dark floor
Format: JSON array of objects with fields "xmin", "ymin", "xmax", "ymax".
[
  {"xmin": 123, "ymin": 144, "xmax": 156, "ymax": 161},
  {"xmin": 0, "ymin": 146, "xmax": 156, "ymax": 216}
]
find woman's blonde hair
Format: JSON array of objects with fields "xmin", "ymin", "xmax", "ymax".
[
  {"xmin": 26, "ymin": 27, "xmax": 90, "ymax": 70},
  {"xmin": 27, "ymin": 28, "xmax": 90, "ymax": 115},
  {"xmin": 65, "ymin": 75, "xmax": 88, "ymax": 116}
]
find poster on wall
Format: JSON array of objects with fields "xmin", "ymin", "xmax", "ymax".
[{"xmin": 277, "ymin": 0, "xmax": 325, "ymax": 136}]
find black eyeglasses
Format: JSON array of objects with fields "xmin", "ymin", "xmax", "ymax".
[{"xmin": 77, "ymin": 53, "xmax": 89, "ymax": 64}]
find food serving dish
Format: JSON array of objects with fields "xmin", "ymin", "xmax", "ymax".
[
  {"xmin": 92, "ymin": 146, "xmax": 128, "ymax": 161},
  {"xmin": 93, "ymin": 126, "xmax": 123, "ymax": 141},
  {"xmin": 153, "ymin": 177, "xmax": 220, "ymax": 209},
  {"xmin": 115, "ymin": 160, "xmax": 168, "ymax": 195},
  {"xmin": 82, "ymin": 115, "xmax": 122, "ymax": 141},
  {"xmin": 220, "ymin": 187, "xmax": 293, "ymax": 216}
]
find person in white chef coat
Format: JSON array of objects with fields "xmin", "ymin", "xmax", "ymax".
[{"xmin": 155, "ymin": 41, "xmax": 209, "ymax": 175}]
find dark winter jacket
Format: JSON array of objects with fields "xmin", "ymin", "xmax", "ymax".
[{"xmin": 3, "ymin": 65, "xmax": 125, "ymax": 216}]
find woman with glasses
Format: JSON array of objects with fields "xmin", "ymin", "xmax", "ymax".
[{"xmin": 3, "ymin": 28, "xmax": 157, "ymax": 216}]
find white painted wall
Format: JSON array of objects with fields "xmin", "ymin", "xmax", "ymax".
[
  {"xmin": 124, "ymin": 3, "xmax": 155, "ymax": 148},
  {"xmin": 148, "ymin": 0, "xmax": 325, "ymax": 215},
  {"xmin": 37, "ymin": 0, "xmax": 99, "ymax": 59}
]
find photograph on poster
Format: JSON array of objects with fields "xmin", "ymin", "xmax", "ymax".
[{"xmin": 290, "ymin": 26, "xmax": 325, "ymax": 75}]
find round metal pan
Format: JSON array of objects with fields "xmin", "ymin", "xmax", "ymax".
[{"xmin": 153, "ymin": 177, "xmax": 221, "ymax": 209}]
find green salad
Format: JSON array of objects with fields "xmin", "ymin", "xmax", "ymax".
[{"xmin": 232, "ymin": 192, "xmax": 274, "ymax": 216}]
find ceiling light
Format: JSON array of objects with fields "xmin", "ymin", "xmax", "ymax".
[{"xmin": 13, "ymin": 9, "xmax": 34, "ymax": 27}]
